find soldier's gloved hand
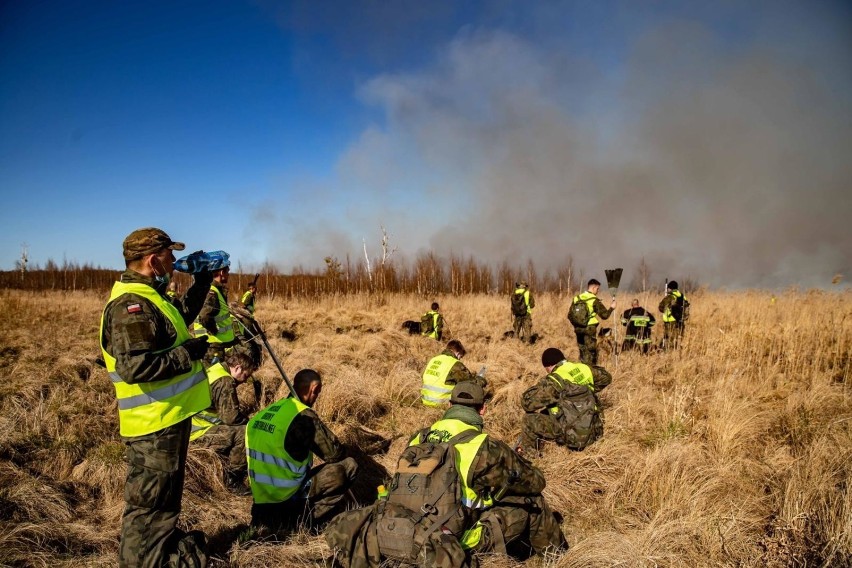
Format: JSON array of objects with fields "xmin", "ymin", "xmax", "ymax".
[
  {"xmin": 193, "ymin": 268, "xmax": 214, "ymax": 287},
  {"xmin": 182, "ymin": 337, "xmax": 210, "ymax": 361}
]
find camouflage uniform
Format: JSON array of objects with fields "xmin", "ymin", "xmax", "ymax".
[
  {"xmin": 196, "ymin": 282, "xmax": 236, "ymax": 363},
  {"xmin": 511, "ymin": 287, "xmax": 535, "ymax": 343},
  {"xmin": 192, "ymin": 374, "xmax": 248, "ymax": 485},
  {"xmin": 422, "ymin": 310, "xmax": 444, "ymax": 341},
  {"xmin": 520, "ymin": 361, "xmax": 612, "ymax": 452},
  {"xmin": 572, "ymin": 293, "xmax": 613, "ymax": 365},
  {"xmin": 239, "ymin": 288, "xmax": 256, "ymax": 314},
  {"xmin": 250, "ymin": 405, "xmax": 358, "ymax": 531},
  {"xmin": 440, "ymin": 350, "xmax": 487, "ymax": 390},
  {"xmin": 326, "ymin": 405, "xmax": 566, "ymax": 567},
  {"xmin": 101, "ymin": 269, "xmax": 212, "ymax": 568}
]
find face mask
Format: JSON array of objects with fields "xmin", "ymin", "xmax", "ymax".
[{"xmin": 151, "ymin": 255, "xmax": 171, "ymax": 287}]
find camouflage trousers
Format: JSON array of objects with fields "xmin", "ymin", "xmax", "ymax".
[
  {"xmin": 513, "ymin": 315, "xmax": 532, "ymax": 343},
  {"xmin": 575, "ymin": 325, "xmax": 599, "ymax": 365},
  {"xmin": 470, "ymin": 495, "xmax": 567, "ymax": 557},
  {"xmin": 251, "ymin": 457, "xmax": 359, "ymax": 532},
  {"xmin": 662, "ymin": 321, "xmax": 684, "ymax": 349},
  {"xmin": 194, "ymin": 424, "xmax": 246, "ymax": 479},
  {"xmin": 520, "ymin": 411, "xmax": 602, "ymax": 453},
  {"xmin": 120, "ymin": 418, "xmax": 207, "ymax": 568}
]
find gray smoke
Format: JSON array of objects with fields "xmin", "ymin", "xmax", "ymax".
[{"xmin": 257, "ymin": 5, "xmax": 852, "ymax": 288}]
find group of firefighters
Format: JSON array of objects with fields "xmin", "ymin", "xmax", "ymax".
[{"xmin": 100, "ymin": 226, "xmax": 690, "ymax": 568}]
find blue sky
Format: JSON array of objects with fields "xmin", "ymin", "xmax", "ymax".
[{"xmin": 1, "ymin": 1, "xmax": 850, "ymax": 287}]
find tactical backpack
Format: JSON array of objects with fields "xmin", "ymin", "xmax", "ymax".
[
  {"xmin": 374, "ymin": 430, "xmax": 480, "ymax": 564},
  {"xmin": 568, "ymin": 296, "xmax": 591, "ymax": 327},
  {"xmin": 421, "ymin": 313, "xmax": 435, "ymax": 336},
  {"xmin": 511, "ymin": 291, "xmax": 527, "ymax": 317},
  {"xmin": 546, "ymin": 378, "xmax": 603, "ymax": 451},
  {"xmin": 669, "ymin": 295, "xmax": 690, "ymax": 323}
]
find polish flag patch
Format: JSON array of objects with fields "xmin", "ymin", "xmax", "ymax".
[{"xmin": 126, "ymin": 303, "xmax": 143, "ymax": 314}]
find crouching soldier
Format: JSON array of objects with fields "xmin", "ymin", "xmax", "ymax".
[
  {"xmin": 519, "ymin": 348, "xmax": 612, "ymax": 454},
  {"xmin": 326, "ymin": 382, "xmax": 566, "ymax": 567},
  {"xmin": 421, "ymin": 339, "xmax": 487, "ymax": 407},
  {"xmin": 190, "ymin": 351, "xmax": 257, "ymax": 493},
  {"xmin": 247, "ymin": 369, "xmax": 358, "ymax": 533}
]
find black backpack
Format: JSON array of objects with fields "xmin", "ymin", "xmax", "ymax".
[
  {"xmin": 568, "ymin": 295, "xmax": 591, "ymax": 327},
  {"xmin": 669, "ymin": 294, "xmax": 690, "ymax": 323},
  {"xmin": 511, "ymin": 291, "xmax": 527, "ymax": 316},
  {"xmin": 374, "ymin": 429, "xmax": 480, "ymax": 564},
  {"xmin": 539, "ymin": 375, "xmax": 603, "ymax": 451}
]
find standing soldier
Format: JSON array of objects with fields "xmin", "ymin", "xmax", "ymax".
[
  {"xmin": 240, "ymin": 282, "xmax": 257, "ymax": 315},
  {"xmin": 569, "ymin": 278, "xmax": 615, "ymax": 365},
  {"xmin": 247, "ymin": 369, "xmax": 358, "ymax": 533},
  {"xmin": 190, "ymin": 351, "xmax": 257, "ymax": 493},
  {"xmin": 192, "ymin": 252, "xmax": 235, "ymax": 363},
  {"xmin": 421, "ymin": 339, "xmax": 487, "ymax": 407},
  {"xmin": 519, "ymin": 348, "xmax": 612, "ymax": 454},
  {"xmin": 99, "ymin": 227, "xmax": 214, "ymax": 567},
  {"xmin": 659, "ymin": 281, "xmax": 689, "ymax": 349},
  {"xmin": 510, "ymin": 281, "xmax": 535, "ymax": 343},
  {"xmin": 421, "ymin": 302, "xmax": 444, "ymax": 341},
  {"xmin": 620, "ymin": 299, "xmax": 656, "ymax": 353}
]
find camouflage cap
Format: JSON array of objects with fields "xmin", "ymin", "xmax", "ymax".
[
  {"xmin": 122, "ymin": 227, "xmax": 185, "ymax": 261},
  {"xmin": 450, "ymin": 381, "xmax": 485, "ymax": 407}
]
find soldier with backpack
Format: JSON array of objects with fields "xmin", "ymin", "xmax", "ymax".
[
  {"xmin": 519, "ymin": 348, "xmax": 612, "ymax": 454},
  {"xmin": 510, "ymin": 282, "xmax": 535, "ymax": 343},
  {"xmin": 568, "ymin": 278, "xmax": 616, "ymax": 365},
  {"xmin": 325, "ymin": 382, "xmax": 567, "ymax": 567},
  {"xmin": 659, "ymin": 281, "xmax": 690, "ymax": 350},
  {"xmin": 421, "ymin": 302, "xmax": 445, "ymax": 341}
]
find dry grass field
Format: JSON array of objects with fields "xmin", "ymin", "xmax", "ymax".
[{"xmin": 0, "ymin": 288, "xmax": 849, "ymax": 567}]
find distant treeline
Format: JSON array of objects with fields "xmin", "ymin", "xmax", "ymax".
[{"xmin": 0, "ymin": 254, "xmax": 687, "ymax": 297}]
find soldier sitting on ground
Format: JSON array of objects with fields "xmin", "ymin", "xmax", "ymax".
[
  {"xmin": 189, "ymin": 351, "xmax": 257, "ymax": 493},
  {"xmin": 421, "ymin": 339, "xmax": 487, "ymax": 407},
  {"xmin": 247, "ymin": 369, "xmax": 358, "ymax": 534},
  {"xmin": 519, "ymin": 347, "xmax": 612, "ymax": 453}
]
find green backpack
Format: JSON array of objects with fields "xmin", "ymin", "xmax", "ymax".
[
  {"xmin": 568, "ymin": 295, "xmax": 590, "ymax": 327},
  {"xmin": 511, "ymin": 291, "xmax": 527, "ymax": 316},
  {"xmin": 374, "ymin": 430, "xmax": 479, "ymax": 564}
]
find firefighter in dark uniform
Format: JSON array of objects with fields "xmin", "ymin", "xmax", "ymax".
[
  {"xmin": 99, "ymin": 227, "xmax": 214, "ymax": 568},
  {"xmin": 620, "ymin": 299, "xmax": 656, "ymax": 353}
]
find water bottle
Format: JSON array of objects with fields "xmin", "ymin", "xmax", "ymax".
[{"xmin": 174, "ymin": 250, "xmax": 230, "ymax": 273}]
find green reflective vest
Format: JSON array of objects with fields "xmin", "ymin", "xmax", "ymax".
[
  {"xmin": 189, "ymin": 362, "xmax": 230, "ymax": 441},
  {"xmin": 421, "ymin": 354, "xmax": 458, "ymax": 407},
  {"xmin": 246, "ymin": 397, "xmax": 311, "ymax": 504},
  {"xmin": 410, "ymin": 418, "xmax": 492, "ymax": 510},
  {"xmin": 577, "ymin": 291, "xmax": 600, "ymax": 325},
  {"xmin": 240, "ymin": 290, "xmax": 255, "ymax": 314},
  {"xmin": 100, "ymin": 281, "xmax": 210, "ymax": 438},
  {"xmin": 662, "ymin": 290, "xmax": 685, "ymax": 323},
  {"xmin": 192, "ymin": 285, "xmax": 235, "ymax": 343}
]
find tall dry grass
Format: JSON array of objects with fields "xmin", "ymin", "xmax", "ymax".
[{"xmin": 0, "ymin": 288, "xmax": 849, "ymax": 567}]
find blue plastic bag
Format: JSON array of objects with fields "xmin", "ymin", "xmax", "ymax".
[{"xmin": 174, "ymin": 250, "xmax": 230, "ymax": 273}]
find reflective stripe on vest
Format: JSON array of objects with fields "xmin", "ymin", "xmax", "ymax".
[
  {"xmin": 410, "ymin": 418, "xmax": 491, "ymax": 510},
  {"xmin": 546, "ymin": 360, "xmax": 595, "ymax": 415},
  {"xmin": 421, "ymin": 354, "xmax": 458, "ymax": 407},
  {"xmin": 663, "ymin": 290, "xmax": 684, "ymax": 323},
  {"xmin": 189, "ymin": 362, "xmax": 230, "ymax": 441},
  {"xmin": 192, "ymin": 285, "xmax": 235, "ymax": 343},
  {"xmin": 246, "ymin": 397, "xmax": 311, "ymax": 504},
  {"xmin": 100, "ymin": 281, "xmax": 211, "ymax": 438},
  {"xmin": 577, "ymin": 291, "xmax": 599, "ymax": 325}
]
